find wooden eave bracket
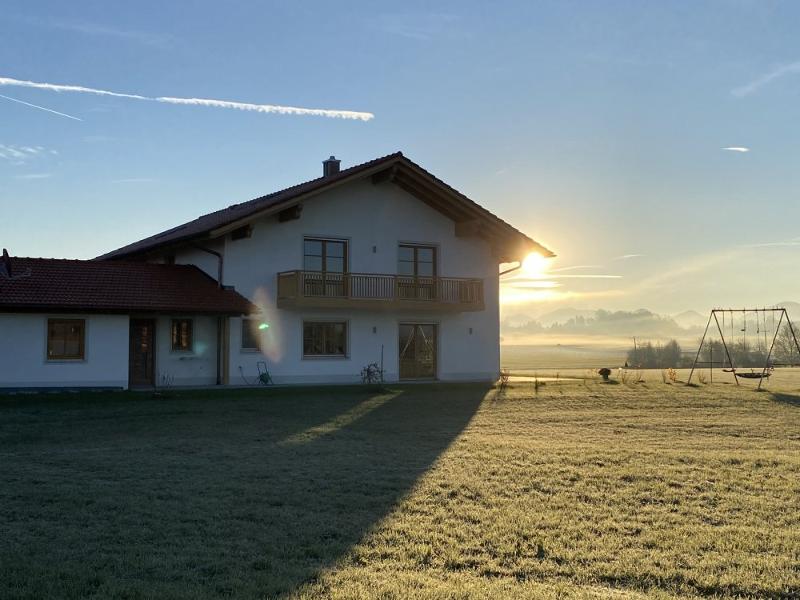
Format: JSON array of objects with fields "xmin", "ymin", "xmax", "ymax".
[{"xmin": 278, "ymin": 204, "xmax": 303, "ymax": 222}]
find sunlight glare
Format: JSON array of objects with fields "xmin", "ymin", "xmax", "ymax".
[{"xmin": 522, "ymin": 252, "xmax": 550, "ymax": 279}]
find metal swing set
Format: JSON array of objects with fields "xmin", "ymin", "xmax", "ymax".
[{"xmin": 687, "ymin": 307, "xmax": 800, "ymax": 390}]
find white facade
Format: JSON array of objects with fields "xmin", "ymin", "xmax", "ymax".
[
  {"xmin": 153, "ymin": 315, "xmax": 220, "ymax": 387},
  {"xmin": 1, "ymin": 165, "xmax": 512, "ymax": 390},
  {"xmin": 172, "ymin": 178, "xmax": 501, "ymax": 384},
  {"xmin": 0, "ymin": 313, "xmax": 130, "ymax": 389},
  {"xmin": 0, "ymin": 313, "xmax": 220, "ymax": 390}
]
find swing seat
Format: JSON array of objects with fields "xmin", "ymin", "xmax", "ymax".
[{"xmin": 736, "ymin": 371, "xmax": 771, "ymax": 379}]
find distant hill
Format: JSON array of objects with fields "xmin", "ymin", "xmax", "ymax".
[
  {"xmin": 502, "ymin": 308, "xmax": 695, "ymax": 344},
  {"xmin": 776, "ymin": 301, "xmax": 800, "ymax": 317},
  {"xmin": 672, "ymin": 310, "xmax": 707, "ymax": 330},
  {"xmin": 535, "ymin": 307, "xmax": 596, "ymax": 327}
]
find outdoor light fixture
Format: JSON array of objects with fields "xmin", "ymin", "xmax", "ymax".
[{"xmin": 258, "ymin": 323, "xmax": 270, "ymax": 330}]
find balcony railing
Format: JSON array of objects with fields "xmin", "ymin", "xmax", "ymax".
[{"xmin": 277, "ymin": 270, "xmax": 484, "ymax": 311}]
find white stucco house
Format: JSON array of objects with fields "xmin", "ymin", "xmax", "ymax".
[{"xmin": 0, "ymin": 152, "xmax": 552, "ymax": 390}]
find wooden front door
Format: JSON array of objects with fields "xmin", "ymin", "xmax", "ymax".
[
  {"xmin": 129, "ymin": 319, "xmax": 156, "ymax": 387},
  {"xmin": 399, "ymin": 323, "xmax": 437, "ymax": 380}
]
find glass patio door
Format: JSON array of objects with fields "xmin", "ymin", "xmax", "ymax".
[{"xmin": 399, "ymin": 323, "xmax": 437, "ymax": 379}]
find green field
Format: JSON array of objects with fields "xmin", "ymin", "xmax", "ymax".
[
  {"xmin": 1, "ymin": 379, "xmax": 798, "ymax": 599},
  {"xmin": 502, "ymin": 343, "xmax": 628, "ymax": 370}
]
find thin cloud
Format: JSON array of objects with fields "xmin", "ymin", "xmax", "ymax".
[
  {"xmin": 0, "ymin": 144, "xmax": 53, "ymax": 164},
  {"xmin": 551, "ymin": 265, "xmax": 603, "ymax": 272},
  {"xmin": 14, "ymin": 15, "xmax": 174, "ymax": 48},
  {"xmin": 510, "ymin": 281, "xmax": 562, "ymax": 289},
  {"xmin": 48, "ymin": 20, "xmax": 172, "ymax": 47},
  {"xmin": 15, "ymin": 173, "xmax": 52, "ymax": 180},
  {"xmin": 631, "ymin": 248, "xmax": 742, "ymax": 294},
  {"xmin": 83, "ymin": 135, "xmax": 114, "ymax": 143},
  {"xmin": 732, "ymin": 60, "xmax": 800, "ymax": 97},
  {"xmin": 746, "ymin": 239, "xmax": 800, "ymax": 248},
  {"xmin": 613, "ymin": 254, "xmax": 645, "ymax": 260},
  {"xmin": 500, "ymin": 287, "xmax": 624, "ymax": 305},
  {"xmin": 372, "ymin": 13, "xmax": 462, "ymax": 41},
  {"xmin": 0, "ymin": 92, "xmax": 82, "ymax": 121},
  {"xmin": 112, "ymin": 178, "xmax": 156, "ymax": 183},
  {"xmin": 0, "ymin": 76, "xmax": 374, "ymax": 121},
  {"xmin": 508, "ymin": 274, "xmax": 622, "ymax": 282},
  {"xmin": 722, "ymin": 147, "xmax": 750, "ymax": 153}
]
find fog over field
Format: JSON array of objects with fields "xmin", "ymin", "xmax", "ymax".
[{"xmin": 500, "ymin": 302, "xmax": 800, "ymax": 369}]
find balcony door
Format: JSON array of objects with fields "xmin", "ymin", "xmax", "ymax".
[
  {"xmin": 399, "ymin": 323, "xmax": 437, "ymax": 380},
  {"xmin": 398, "ymin": 244, "xmax": 437, "ymax": 300},
  {"xmin": 303, "ymin": 237, "xmax": 348, "ymax": 298}
]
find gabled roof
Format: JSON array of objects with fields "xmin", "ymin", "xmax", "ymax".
[
  {"xmin": 98, "ymin": 152, "xmax": 553, "ymax": 263},
  {"xmin": 0, "ymin": 257, "xmax": 256, "ymax": 315}
]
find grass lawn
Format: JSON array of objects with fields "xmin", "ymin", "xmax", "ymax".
[{"xmin": 1, "ymin": 378, "xmax": 798, "ymax": 599}]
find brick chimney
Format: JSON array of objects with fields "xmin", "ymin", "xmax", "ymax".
[
  {"xmin": 323, "ymin": 156, "xmax": 341, "ymax": 177},
  {"xmin": 1, "ymin": 248, "xmax": 11, "ymax": 279}
]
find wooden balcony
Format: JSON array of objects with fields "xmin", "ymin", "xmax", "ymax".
[{"xmin": 277, "ymin": 271, "xmax": 485, "ymax": 312}]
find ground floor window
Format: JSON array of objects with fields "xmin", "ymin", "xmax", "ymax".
[
  {"xmin": 241, "ymin": 318, "xmax": 260, "ymax": 351},
  {"xmin": 47, "ymin": 319, "xmax": 85, "ymax": 360},
  {"xmin": 171, "ymin": 319, "xmax": 193, "ymax": 351},
  {"xmin": 303, "ymin": 321, "xmax": 347, "ymax": 357}
]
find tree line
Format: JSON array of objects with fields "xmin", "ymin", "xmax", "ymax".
[
  {"xmin": 626, "ymin": 340, "xmax": 683, "ymax": 368},
  {"xmin": 625, "ymin": 324, "xmax": 800, "ymax": 369}
]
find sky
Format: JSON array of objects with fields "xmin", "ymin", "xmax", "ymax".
[{"xmin": 1, "ymin": 0, "xmax": 799, "ymax": 317}]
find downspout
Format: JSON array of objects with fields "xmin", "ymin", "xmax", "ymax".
[
  {"xmin": 499, "ymin": 261, "xmax": 523, "ymax": 277},
  {"xmin": 215, "ymin": 316, "xmax": 222, "ymax": 386}
]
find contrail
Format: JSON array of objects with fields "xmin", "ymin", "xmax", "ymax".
[
  {"xmin": 156, "ymin": 96, "xmax": 374, "ymax": 120},
  {"xmin": 0, "ymin": 76, "xmax": 374, "ymax": 121},
  {"xmin": 0, "ymin": 92, "xmax": 83, "ymax": 121}
]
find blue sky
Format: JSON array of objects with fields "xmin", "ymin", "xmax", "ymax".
[{"xmin": 2, "ymin": 1, "xmax": 799, "ymax": 315}]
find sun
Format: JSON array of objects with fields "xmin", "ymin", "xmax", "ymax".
[{"xmin": 521, "ymin": 252, "xmax": 549, "ymax": 278}]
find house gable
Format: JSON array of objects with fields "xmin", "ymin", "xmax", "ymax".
[{"xmin": 98, "ymin": 153, "xmax": 553, "ymax": 264}]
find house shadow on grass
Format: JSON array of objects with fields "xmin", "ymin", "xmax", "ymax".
[
  {"xmin": 768, "ymin": 391, "xmax": 800, "ymax": 407},
  {"xmin": 0, "ymin": 384, "xmax": 489, "ymax": 599}
]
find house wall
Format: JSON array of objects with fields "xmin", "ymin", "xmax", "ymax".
[
  {"xmin": 0, "ymin": 313, "xmax": 129, "ymax": 389},
  {"xmin": 175, "ymin": 177, "xmax": 501, "ymax": 384},
  {"xmin": 153, "ymin": 315, "xmax": 219, "ymax": 387}
]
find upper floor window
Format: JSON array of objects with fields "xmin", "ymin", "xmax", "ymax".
[
  {"xmin": 398, "ymin": 244, "xmax": 437, "ymax": 277},
  {"xmin": 47, "ymin": 319, "xmax": 85, "ymax": 360},
  {"xmin": 304, "ymin": 238, "xmax": 347, "ymax": 273},
  {"xmin": 171, "ymin": 319, "xmax": 193, "ymax": 352}
]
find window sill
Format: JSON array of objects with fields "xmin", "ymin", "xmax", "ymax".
[
  {"xmin": 46, "ymin": 358, "xmax": 86, "ymax": 363},
  {"xmin": 302, "ymin": 355, "xmax": 350, "ymax": 360},
  {"xmin": 240, "ymin": 348, "xmax": 261, "ymax": 354}
]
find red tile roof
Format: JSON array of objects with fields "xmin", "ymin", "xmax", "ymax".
[
  {"xmin": 0, "ymin": 258, "xmax": 256, "ymax": 315},
  {"xmin": 98, "ymin": 152, "xmax": 554, "ymax": 262}
]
